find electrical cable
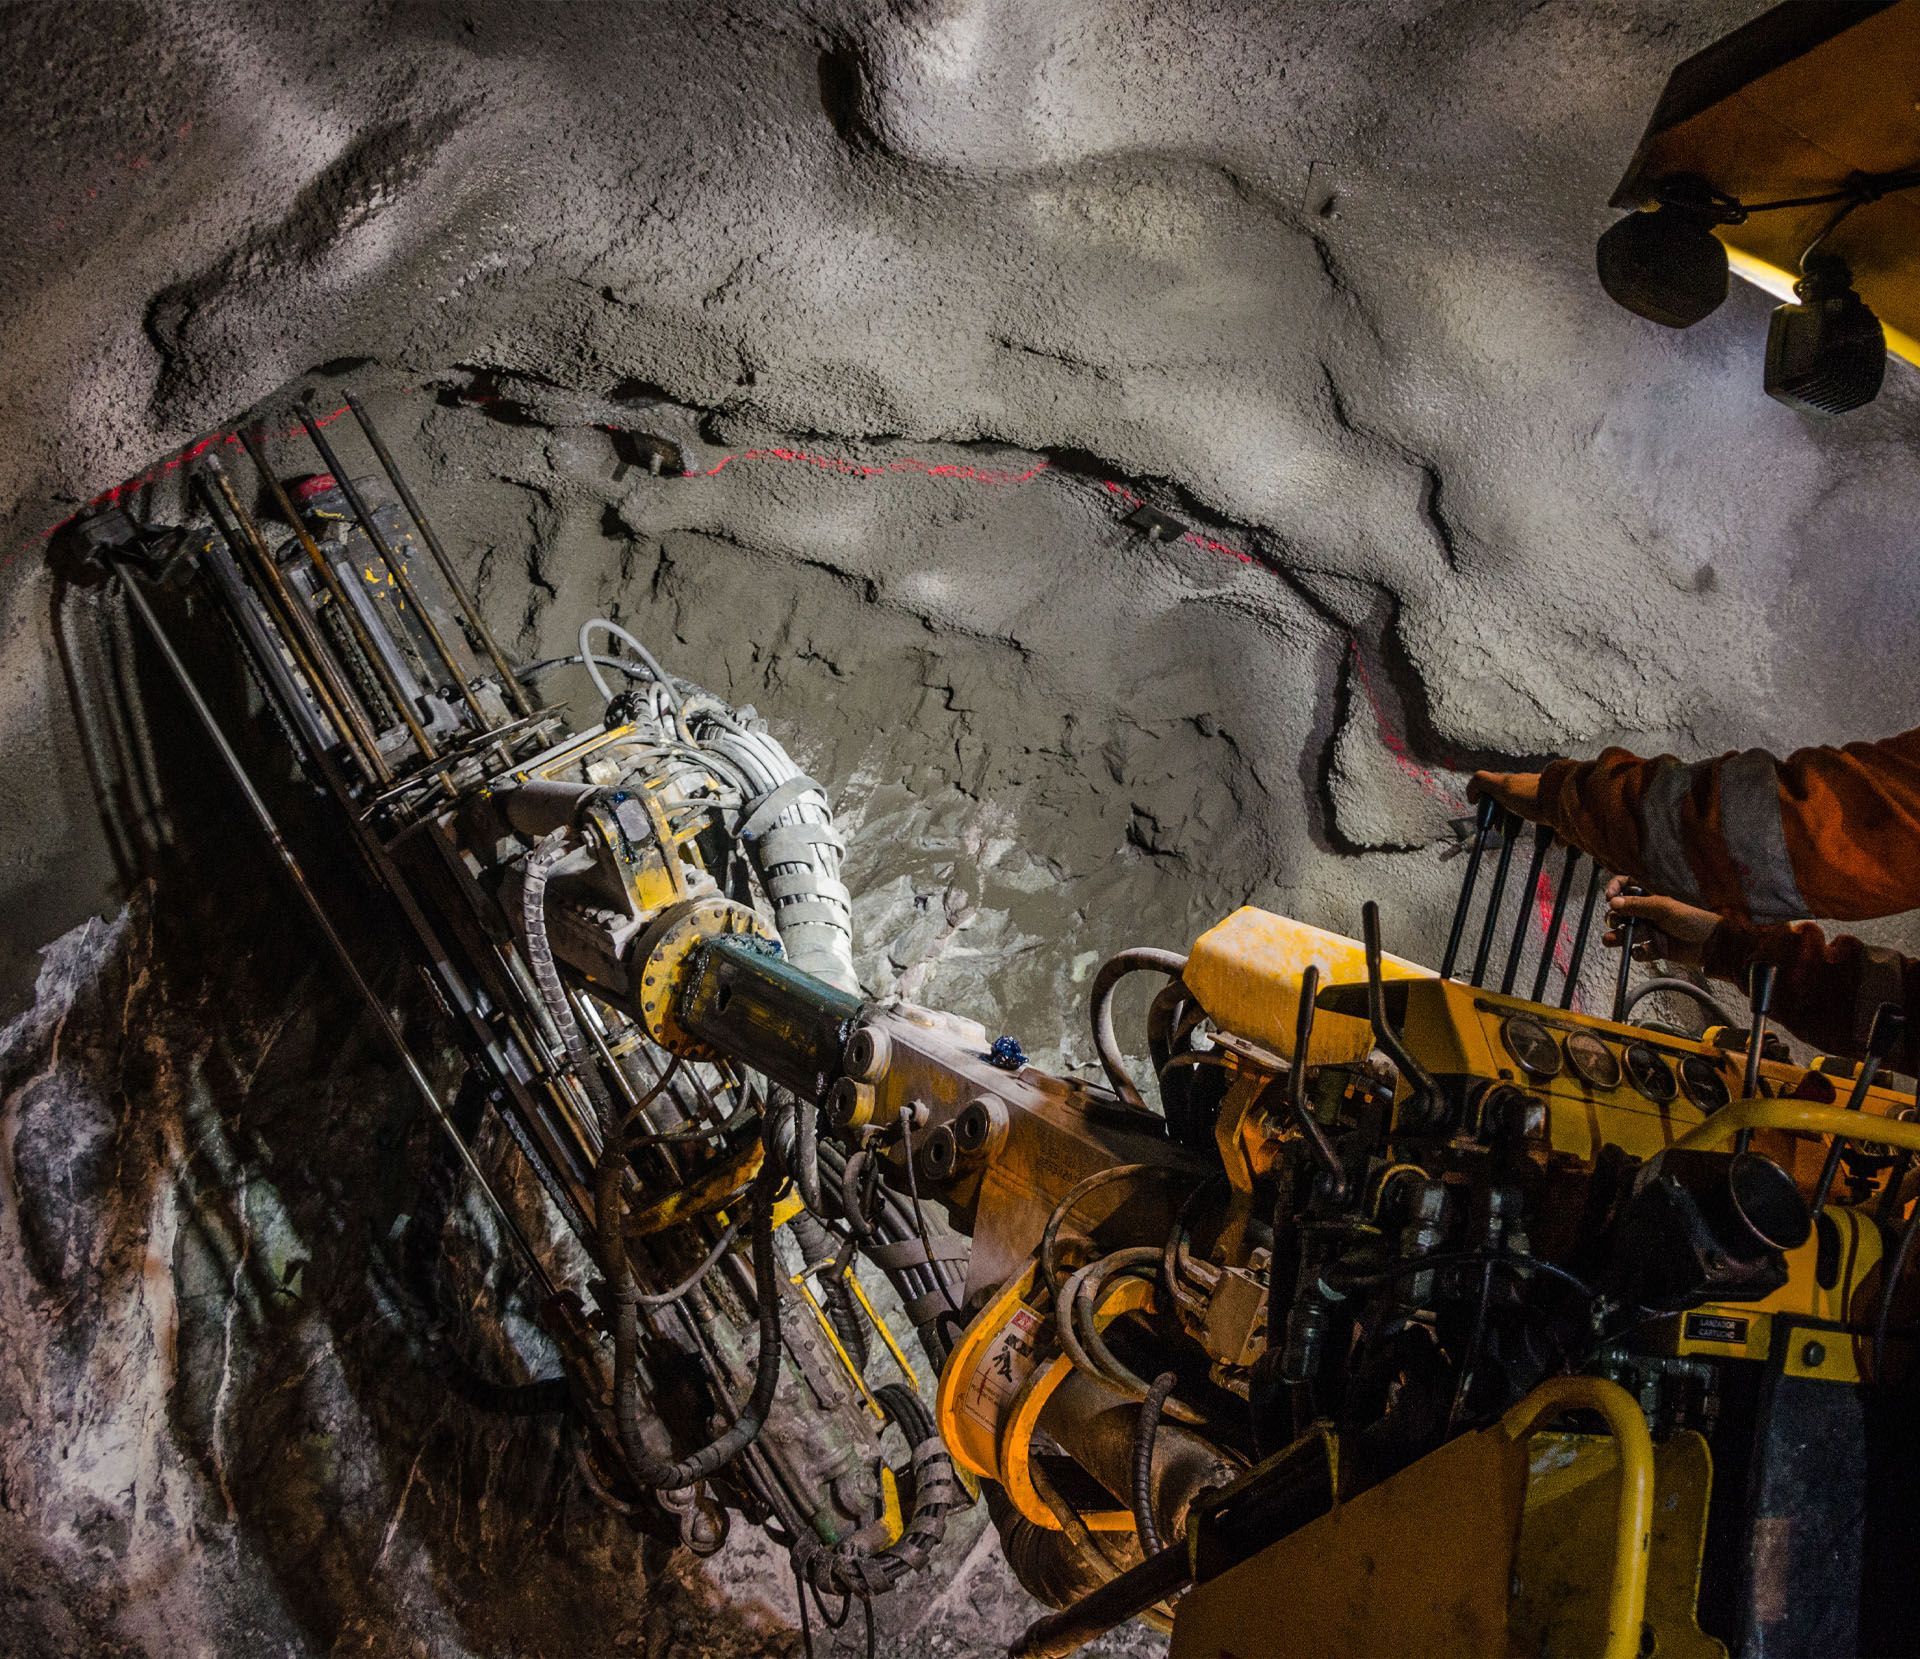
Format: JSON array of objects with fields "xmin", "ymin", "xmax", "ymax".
[
  {"xmin": 1323, "ymin": 1249, "xmax": 1594, "ymax": 1303},
  {"xmin": 1445, "ymin": 1259, "xmax": 1497, "ymax": 1437},
  {"xmin": 524, "ymin": 830, "xmax": 784, "ymax": 1490},
  {"xmin": 630, "ymin": 1219, "xmax": 744, "ymax": 1308},
  {"xmin": 901, "ymin": 1113, "xmax": 963, "ymax": 1318}
]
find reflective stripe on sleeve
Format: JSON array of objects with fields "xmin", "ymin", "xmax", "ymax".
[
  {"xmin": 1637, "ymin": 757, "xmax": 1707, "ymax": 907},
  {"xmin": 1719, "ymin": 749, "xmax": 1809, "ymax": 924}
]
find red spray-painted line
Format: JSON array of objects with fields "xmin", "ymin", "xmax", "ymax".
[
  {"xmin": 684, "ymin": 446, "xmax": 1052, "ymax": 486},
  {"xmin": 7, "ymin": 404, "xmax": 354, "ymax": 571},
  {"xmin": 1345, "ymin": 639, "xmax": 1467, "ymax": 812}
]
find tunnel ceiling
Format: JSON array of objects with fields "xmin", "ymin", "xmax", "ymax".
[{"xmin": 5, "ymin": 0, "xmax": 1920, "ymax": 1008}]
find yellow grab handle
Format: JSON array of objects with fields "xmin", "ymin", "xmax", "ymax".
[{"xmin": 1500, "ymin": 1376, "xmax": 1654, "ymax": 1659}]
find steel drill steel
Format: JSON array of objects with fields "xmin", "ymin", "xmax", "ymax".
[
  {"xmin": 112, "ymin": 556, "xmax": 555, "ymax": 1298},
  {"xmin": 236, "ymin": 422, "xmax": 448, "ymax": 774},
  {"xmin": 298, "ymin": 398, "xmax": 499, "ymax": 735}
]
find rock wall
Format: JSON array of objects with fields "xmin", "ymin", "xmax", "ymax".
[{"xmin": 3, "ymin": 2, "xmax": 1919, "ymax": 1654}]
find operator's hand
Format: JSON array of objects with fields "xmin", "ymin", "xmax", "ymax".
[
  {"xmin": 1602, "ymin": 876, "xmax": 1719, "ymax": 969},
  {"xmin": 1468, "ymin": 769, "xmax": 1543, "ymax": 821}
]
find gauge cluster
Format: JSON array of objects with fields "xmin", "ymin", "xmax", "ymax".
[{"xmin": 1496, "ymin": 1011, "xmax": 1734, "ymax": 1109}]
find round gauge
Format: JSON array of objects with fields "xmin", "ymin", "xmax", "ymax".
[
  {"xmin": 1624, "ymin": 1042, "xmax": 1678, "ymax": 1104},
  {"xmin": 1501, "ymin": 1015, "xmax": 1563, "ymax": 1080},
  {"xmin": 1564, "ymin": 1030, "xmax": 1622, "ymax": 1090},
  {"xmin": 1679, "ymin": 1054, "xmax": 1731, "ymax": 1112}
]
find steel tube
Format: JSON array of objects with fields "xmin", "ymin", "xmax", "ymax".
[
  {"xmin": 298, "ymin": 401, "xmax": 498, "ymax": 734},
  {"xmin": 199, "ymin": 461, "xmax": 391, "ymax": 785},
  {"xmin": 1559, "ymin": 860, "xmax": 1605, "ymax": 1009},
  {"xmin": 1501, "ymin": 822, "xmax": 1552, "ymax": 996},
  {"xmin": 1440, "ymin": 796, "xmax": 1498, "ymax": 981},
  {"xmin": 1532, "ymin": 844, "xmax": 1580, "ymax": 1004},
  {"xmin": 344, "ymin": 389, "xmax": 534, "ymax": 717}
]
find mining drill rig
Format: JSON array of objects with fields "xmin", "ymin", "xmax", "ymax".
[{"xmin": 73, "ymin": 395, "xmax": 1920, "ymax": 1659}]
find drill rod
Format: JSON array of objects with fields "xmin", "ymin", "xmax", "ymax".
[
  {"xmin": 299, "ymin": 400, "xmax": 500, "ymax": 736},
  {"xmin": 235, "ymin": 423, "xmax": 450, "ymax": 780},
  {"xmin": 1440, "ymin": 795, "xmax": 1499, "ymax": 981},
  {"xmin": 113, "ymin": 558, "xmax": 554, "ymax": 1299},
  {"xmin": 198, "ymin": 461, "xmax": 391, "ymax": 786}
]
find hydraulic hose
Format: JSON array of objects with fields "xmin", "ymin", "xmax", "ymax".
[
  {"xmin": 1624, "ymin": 976, "xmax": 1733, "ymax": 1028},
  {"xmin": 523, "ymin": 832, "xmax": 783, "ymax": 1490},
  {"xmin": 1090, "ymin": 949, "xmax": 1188, "ymax": 1111},
  {"xmin": 579, "ymin": 616, "xmax": 685, "ymax": 728},
  {"xmin": 610, "ymin": 1166, "xmax": 782, "ymax": 1490}
]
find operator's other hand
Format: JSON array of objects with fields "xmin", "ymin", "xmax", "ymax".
[
  {"xmin": 1468, "ymin": 769, "xmax": 1543, "ymax": 821},
  {"xmin": 1602, "ymin": 876, "xmax": 1719, "ymax": 970}
]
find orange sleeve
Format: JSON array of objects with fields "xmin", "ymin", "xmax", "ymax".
[
  {"xmin": 1533, "ymin": 728, "xmax": 1920, "ymax": 924},
  {"xmin": 1704, "ymin": 918, "xmax": 1918, "ymax": 1071}
]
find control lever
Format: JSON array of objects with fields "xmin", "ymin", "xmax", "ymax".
[
  {"xmin": 1361, "ymin": 900, "xmax": 1441, "ymax": 1126},
  {"xmin": 1811, "ymin": 1002, "xmax": 1905, "ymax": 1217},
  {"xmin": 1501, "ymin": 821, "xmax": 1554, "ymax": 996},
  {"xmin": 1532, "ymin": 842, "xmax": 1581, "ymax": 1004},
  {"xmin": 1469, "ymin": 809, "xmax": 1521, "ymax": 988},
  {"xmin": 1733, "ymin": 962, "xmax": 1778, "ymax": 1155},
  {"xmin": 1440, "ymin": 795, "xmax": 1499, "ymax": 981},
  {"xmin": 1285, "ymin": 965, "xmax": 1347, "ymax": 1200},
  {"xmin": 1558, "ymin": 859, "xmax": 1605, "ymax": 1010},
  {"xmin": 1611, "ymin": 883, "xmax": 1645, "ymax": 1022}
]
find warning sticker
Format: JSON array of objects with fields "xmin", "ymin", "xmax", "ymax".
[
  {"xmin": 960, "ymin": 1305, "xmax": 1045, "ymax": 1434},
  {"xmin": 1683, "ymin": 1312, "xmax": 1751, "ymax": 1347}
]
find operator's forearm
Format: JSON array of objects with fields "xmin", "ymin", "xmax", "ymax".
[
  {"xmin": 1703, "ymin": 918, "xmax": 1920, "ymax": 1070},
  {"xmin": 1534, "ymin": 728, "xmax": 1920, "ymax": 924}
]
